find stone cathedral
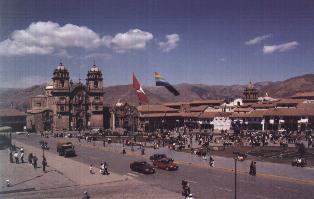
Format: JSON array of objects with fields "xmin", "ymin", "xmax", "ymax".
[{"xmin": 26, "ymin": 63, "xmax": 105, "ymax": 132}]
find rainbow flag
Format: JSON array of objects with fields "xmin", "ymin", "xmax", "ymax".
[{"xmin": 154, "ymin": 72, "xmax": 180, "ymax": 96}]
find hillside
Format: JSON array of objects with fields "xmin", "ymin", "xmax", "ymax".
[{"xmin": 1, "ymin": 74, "xmax": 313, "ymax": 111}]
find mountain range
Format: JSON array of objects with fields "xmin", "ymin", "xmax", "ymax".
[{"xmin": 0, "ymin": 74, "xmax": 314, "ymax": 111}]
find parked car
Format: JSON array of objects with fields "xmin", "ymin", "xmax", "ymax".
[
  {"xmin": 130, "ymin": 161, "xmax": 155, "ymax": 174},
  {"xmin": 195, "ymin": 148, "xmax": 207, "ymax": 156},
  {"xmin": 292, "ymin": 158, "xmax": 307, "ymax": 167},
  {"xmin": 57, "ymin": 141, "xmax": 76, "ymax": 157},
  {"xmin": 153, "ymin": 158, "xmax": 178, "ymax": 170},
  {"xmin": 150, "ymin": 154, "xmax": 173, "ymax": 162}
]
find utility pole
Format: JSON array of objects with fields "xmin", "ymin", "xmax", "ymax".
[
  {"xmin": 233, "ymin": 152, "xmax": 238, "ymax": 199},
  {"xmin": 234, "ymin": 157, "xmax": 237, "ymax": 199},
  {"xmin": 131, "ymin": 112, "xmax": 134, "ymax": 151}
]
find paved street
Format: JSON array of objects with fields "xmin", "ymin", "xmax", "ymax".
[{"xmin": 8, "ymin": 134, "xmax": 314, "ymax": 199}]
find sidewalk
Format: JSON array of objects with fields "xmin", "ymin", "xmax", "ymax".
[
  {"xmin": 12, "ymin": 140, "xmax": 128, "ymax": 186},
  {"xmin": 71, "ymin": 138, "xmax": 314, "ymax": 184},
  {"xmin": 0, "ymin": 149, "xmax": 75, "ymax": 194}
]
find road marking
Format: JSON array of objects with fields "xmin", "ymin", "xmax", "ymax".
[
  {"xmin": 126, "ymin": 172, "xmax": 139, "ymax": 177},
  {"xmin": 187, "ymin": 180, "xmax": 198, "ymax": 184}
]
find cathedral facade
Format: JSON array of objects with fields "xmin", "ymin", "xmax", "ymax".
[{"xmin": 26, "ymin": 63, "xmax": 105, "ymax": 132}]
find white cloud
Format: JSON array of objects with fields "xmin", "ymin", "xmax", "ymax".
[
  {"xmin": 54, "ymin": 49, "xmax": 72, "ymax": 58},
  {"xmin": 158, "ymin": 34, "xmax": 180, "ymax": 52},
  {"xmin": 0, "ymin": 21, "xmax": 154, "ymax": 56},
  {"xmin": 110, "ymin": 29, "xmax": 153, "ymax": 53},
  {"xmin": 85, "ymin": 52, "xmax": 112, "ymax": 60},
  {"xmin": 245, "ymin": 34, "xmax": 272, "ymax": 45},
  {"xmin": 263, "ymin": 41, "xmax": 299, "ymax": 54},
  {"xmin": 218, "ymin": 57, "xmax": 226, "ymax": 62}
]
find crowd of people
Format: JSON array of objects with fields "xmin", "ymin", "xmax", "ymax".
[{"xmin": 8, "ymin": 145, "xmax": 47, "ymax": 172}]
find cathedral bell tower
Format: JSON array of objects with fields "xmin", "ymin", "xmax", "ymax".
[
  {"xmin": 51, "ymin": 62, "xmax": 70, "ymax": 130},
  {"xmin": 52, "ymin": 62, "xmax": 70, "ymax": 90},
  {"xmin": 86, "ymin": 63, "xmax": 104, "ymax": 129},
  {"xmin": 243, "ymin": 81, "xmax": 258, "ymax": 103}
]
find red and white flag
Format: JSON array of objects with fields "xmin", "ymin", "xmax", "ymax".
[{"xmin": 132, "ymin": 73, "xmax": 149, "ymax": 103}]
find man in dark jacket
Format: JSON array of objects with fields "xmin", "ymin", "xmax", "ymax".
[
  {"xmin": 33, "ymin": 155, "xmax": 38, "ymax": 169},
  {"xmin": 28, "ymin": 153, "xmax": 33, "ymax": 164},
  {"xmin": 9, "ymin": 151, "xmax": 13, "ymax": 163},
  {"xmin": 42, "ymin": 158, "xmax": 47, "ymax": 172}
]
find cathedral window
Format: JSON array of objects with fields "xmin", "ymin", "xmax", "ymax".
[
  {"xmin": 60, "ymin": 105, "xmax": 65, "ymax": 112},
  {"xmin": 94, "ymin": 81, "xmax": 98, "ymax": 88},
  {"xmin": 60, "ymin": 80, "xmax": 65, "ymax": 88}
]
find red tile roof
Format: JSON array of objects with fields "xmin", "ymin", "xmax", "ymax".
[
  {"xmin": 189, "ymin": 105, "xmax": 208, "ymax": 112},
  {"xmin": 200, "ymin": 111, "xmax": 231, "ymax": 118},
  {"xmin": 190, "ymin": 100, "xmax": 225, "ymax": 105},
  {"xmin": 264, "ymin": 108, "xmax": 314, "ymax": 117},
  {"xmin": 230, "ymin": 110, "xmax": 268, "ymax": 118},
  {"xmin": 137, "ymin": 105, "xmax": 178, "ymax": 113},
  {"xmin": 251, "ymin": 103, "xmax": 276, "ymax": 109}
]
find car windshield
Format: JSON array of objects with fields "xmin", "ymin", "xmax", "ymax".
[{"xmin": 63, "ymin": 145, "xmax": 73, "ymax": 149}]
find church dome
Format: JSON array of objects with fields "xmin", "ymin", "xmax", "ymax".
[
  {"xmin": 56, "ymin": 62, "xmax": 66, "ymax": 70},
  {"xmin": 90, "ymin": 64, "xmax": 99, "ymax": 72}
]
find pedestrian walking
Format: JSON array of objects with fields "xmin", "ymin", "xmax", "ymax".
[
  {"xmin": 103, "ymin": 162, "xmax": 109, "ymax": 175},
  {"xmin": 28, "ymin": 153, "xmax": 33, "ymax": 164},
  {"xmin": 186, "ymin": 193, "xmax": 194, "ymax": 199},
  {"xmin": 42, "ymin": 158, "xmax": 47, "ymax": 172},
  {"xmin": 33, "ymin": 155, "xmax": 38, "ymax": 169},
  {"xmin": 249, "ymin": 161, "xmax": 254, "ymax": 176},
  {"xmin": 9, "ymin": 151, "xmax": 13, "ymax": 163},
  {"xmin": 89, "ymin": 164, "xmax": 94, "ymax": 174},
  {"xmin": 20, "ymin": 152, "xmax": 24, "ymax": 163},
  {"xmin": 100, "ymin": 163, "xmax": 104, "ymax": 174},
  {"xmin": 6, "ymin": 179, "xmax": 10, "ymax": 187},
  {"xmin": 209, "ymin": 156, "xmax": 214, "ymax": 167},
  {"xmin": 103, "ymin": 140, "xmax": 106, "ymax": 147},
  {"xmin": 122, "ymin": 147, "xmax": 126, "ymax": 154},
  {"xmin": 252, "ymin": 161, "xmax": 257, "ymax": 176},
  {"xmin": 82, "ymin": 191, "xmax": 90, "ymax": 199},
  {"xmin": 14, "ymin": 151, "xmax": 19, "ymax": 164}
]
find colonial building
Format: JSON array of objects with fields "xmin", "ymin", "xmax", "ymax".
[
  {"xmin": 27, "ymin": 63, "xmax": 105, "ymax": 132},
  {"xmin": 0, "ymin": 108, "xmax": 26, "ymax": 131},
  {"xmin": 243, "ymin": 81, "xmax": 258, "ymax": 103}
]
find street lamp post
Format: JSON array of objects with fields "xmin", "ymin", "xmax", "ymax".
[
  {"xmin": 233, "ymin": 152, "xmax": 238, "ymax": 199},
  {"xmin": 42, "ymin": 137, "xmax": 45, "ymax": 159},
  {"xmin": 131, "ymin": 113, "xmax": 134, "ymax": 151},
  {"xmin": 234, "ymin": 157, "xmax": 237, "ymax": 199},
  {"xmin": 127, "ymin": 106, "xmax": 136, "ymax": 151}
]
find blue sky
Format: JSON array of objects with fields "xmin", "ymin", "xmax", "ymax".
[{"xmin": 0, "ymin": 0, "xmax": 313, "ymax": 88}]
